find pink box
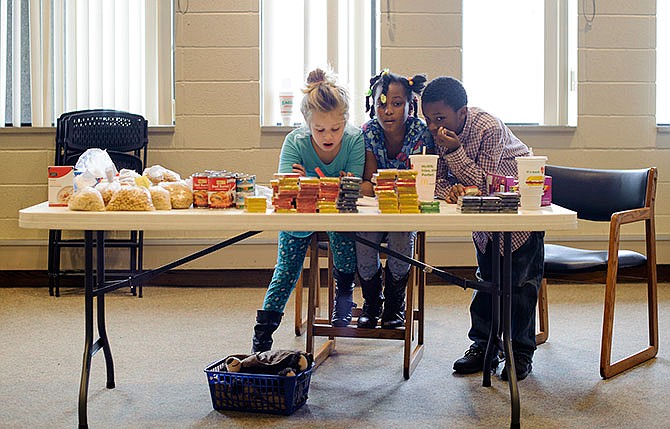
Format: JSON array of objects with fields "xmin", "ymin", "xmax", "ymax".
[
  {"xmin": 541, "ymin": 175, "xmax": 552, "ymax": 206},
  {"xmin": 487, "ymin": 173, "xmax": 516, "ymax": 195}
]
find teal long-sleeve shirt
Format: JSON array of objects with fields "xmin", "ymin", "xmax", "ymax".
[{"xmin": 277, "ymin": 124, "xmax": 365, "ymax": 178}]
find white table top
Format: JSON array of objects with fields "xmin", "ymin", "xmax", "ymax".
[{"xmin": 19, "ymin": 201, "xmax": 577, "ymax": 233}]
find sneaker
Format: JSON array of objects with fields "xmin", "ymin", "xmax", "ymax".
[
  {"xmin": 500, "ymin": 355, "xmax": 533, "ymax": 381},
  {"xmin": 453, "ymin": 345, "xmax": 501, "ymax": 374}
]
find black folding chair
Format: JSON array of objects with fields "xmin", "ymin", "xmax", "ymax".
[{"xmin": 48, "ymin": 109, "xmax": 149, "ymax": 297}]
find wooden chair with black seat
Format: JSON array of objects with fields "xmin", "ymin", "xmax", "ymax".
[
  {"xmin": 294, "ymin": 231, "xmax": 426, "ymax": 379},
  {"xmin": 536, "ymin": 165, "xmax": 658, "ymax": 378},
  {"xmin": 48, "ymin": 109, "xmax": 149, "ymax": 298}
]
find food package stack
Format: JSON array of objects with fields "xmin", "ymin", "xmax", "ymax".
[
  {"xmin": 296, "ymin": 177, "xmax": 320, "ymax": 213},
  {"xmin": 396, "ymin": 170, "xmax": 420, "ymax": 213},
  {"xmin": 494, "ymin": 191, "xmax": 520, "ymax": 213},
  {"xmin": 245, "ymin": 196, "xmax": 268, "ymax": 213},
  {"xmin": 374, "ymin": 169, "xmax": 399, "ymax": 213},
  {"xmin": 317, "ymin": 177, "xmax": 340, "ymax": 213},
  {"xmin": 272, "ymin": 173, "xmax": 300, "ymax": 212},
  {"xmin": 337, "ymin": 176, "xmax": 362, "ymax": 213},
  {"xmin": 457, "ymin": 196, "xmax": 481, "ymax": 213},
  {"xmin": 419, "ymin": 201, "xmax": 440, "ymax": 213}
]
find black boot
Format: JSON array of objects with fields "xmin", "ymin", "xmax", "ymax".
[
  {"xmin": 357, "ymin": 267, "xmax": 384, "ymax": 328},
  {"xmin": 251, "ymin": 309, "xmax": 283, "ymax": 353},
  {"xmin": 331, "ymin": 269, "xmax": 355, "ymax": 327},
  {"xmin": 381, "ymin": 265, "xmax": 409, "ymax": 329}
]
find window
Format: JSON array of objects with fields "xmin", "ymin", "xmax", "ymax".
[
  {"xmin": 261, "ymin": 0, "xmax": 378, "ymax": 127},
  {"xmin": 658, "ymin": 1, "xmax": 669, "ymax": 125},
  {"xmin": 463, "ymin": 0, "xmax": 577, "ymax": 126},
  {"xmin": 1, "ymin": 0, "xmax": 173, "ymax": 127}
]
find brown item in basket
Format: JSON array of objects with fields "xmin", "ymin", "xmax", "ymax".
[
  {"xmin": 159, "ymin": 181, "xmax": 193, "ymax": 209},
  {"xmin": 150, "ymin": 186, "xmax": 172, "ymax": 210}
]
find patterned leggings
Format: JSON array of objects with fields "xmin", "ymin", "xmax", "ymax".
[
  {"xmin": 262, "ymin": 231, "xmax": 357, "ymax": 312},
  {"xmin": 356, "ymin": 231, "xmax": 417, "ymax": 281}
]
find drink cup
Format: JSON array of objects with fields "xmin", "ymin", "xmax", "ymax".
[
  {"xmin": 279, "ymin": 91, "xmax": 294, "ymax": 126},
  {"xmin": 409, "ymin": 154, "xmax": 439, "ymax": 202},
  {"xmin": 516, "ymin": 155, "xmax": 547, "ymax": 209}
]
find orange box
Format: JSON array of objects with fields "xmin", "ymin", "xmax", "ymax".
[{"xmin": 48, "ymin": 166, "xmax": 74, "ymax": 206}]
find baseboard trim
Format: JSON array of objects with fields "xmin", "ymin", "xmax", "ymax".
[{"xmin": 1, "ymin": 265, "xmax": 668, "ymax": 289}]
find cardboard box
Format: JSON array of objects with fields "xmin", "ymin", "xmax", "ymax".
[
  {"xmin": 48, "ymin": 166, "xmax": 74, "ymax": 207},
  {"xmin": 487, "ymin": 173, "xmax": 516, "ymax": 195},
  {"xmin": 541, "ymin": 175, "xmax": 552, "ymax": 206},
  {"xmin": 487, "ymin": 172, "xmax": 552, "ymax": 206}
]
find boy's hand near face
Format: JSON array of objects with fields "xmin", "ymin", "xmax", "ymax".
[{"xmin": 434, "ymin": 126, "xmax": 461, "ymax": 153}]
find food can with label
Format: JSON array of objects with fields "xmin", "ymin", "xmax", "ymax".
[
  {"xmin": 192, "ymin": 172, "xmax": 210, "ymax": 208},
  {"xmin": 235, "ymin": 174, "xmax": 256, "ymax": 208},
  {"xmin": 208, "ymin": 172, "xmax": 236, "ymax": 208}
]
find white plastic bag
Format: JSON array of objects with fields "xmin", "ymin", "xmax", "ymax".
[{"xmin": 73, "ymin": 149, "xmax": 118, "ymax": 191}]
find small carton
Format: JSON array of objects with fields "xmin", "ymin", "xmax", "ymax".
[
  {"xmin": 48, "ymin": 166, "xmax": 74, "ymax": 207},
  {"xmin": 487, "ymin": 173, "xmax": 517, "ymax": 195},
  {"xmin": 541, "ymin": 175, "xmax": 552, "ymax": 206}
]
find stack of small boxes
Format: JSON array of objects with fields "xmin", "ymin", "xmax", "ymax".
[
  {"xmin": 494, "ymin": 192, "xmax": 520, "ymax": 213},
  {"xmin": 375, "ymin": 169, "xmax": 399, "ymax": 213},
  {"xmin": 244, "ymin": 196, "xmax": 268, "ymax": 213},
  {"xmin": 457, "ymin": 193, "xmax": 519, "ymax": 214},
  {"xmin": 271, "ymin": 173, "xmax": 300, "ymax": 212},
  {"xmin": 337, "ymin": 176, "xmax": 362, "ymax": 213},
  {"xmin": 396, "ymin": 170, "xmax": 420, "ymax": 214},
  {"xmin": 317, "ymin": 177, "xmax": 340, "ymax": 213},
  {"xmin": 296, "ymin": 177, "xmax": 320, "ymax": 213},
  {"xmin": 419, "ymin": 201, "xmax": 440, "ymax": 213}
]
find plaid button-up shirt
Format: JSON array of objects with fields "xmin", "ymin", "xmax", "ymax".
[{"xmin": 434, "ymin": 107, "xmax": 531, "ymax": 254}]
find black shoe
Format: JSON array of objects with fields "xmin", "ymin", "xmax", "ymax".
[
  {"xmin": 500, "ymin": 355, "xmax": 533, "ymax": 381},
  {"xmin": 453, "ymin": 346, "xmax": 501, "ymax": 374}
]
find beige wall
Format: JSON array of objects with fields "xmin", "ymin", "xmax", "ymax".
[{"xmin": 1, "ymin": 0, "xmax": 668, "ymax": 270}]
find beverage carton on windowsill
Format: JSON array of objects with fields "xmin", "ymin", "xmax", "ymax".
[{"xmin": 48, "ymin": 166, "xmax": 74, "ymax": 207}]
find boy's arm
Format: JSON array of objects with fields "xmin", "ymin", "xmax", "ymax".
[
  {"xmin": 360, "ymin": 151, "xmax": 378, "ymax": 196},
  {"xmin": 442, "ymin": 126, "xmax": 504, "ymax": 190}
]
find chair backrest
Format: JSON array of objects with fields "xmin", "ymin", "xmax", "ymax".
[
  {"xmin": 55, "ymin": 109, "xmax": 148, "ymax": 173},
  {"xmin": 545, "ymin": 165, "xmax": 655, "ymax": 222}
]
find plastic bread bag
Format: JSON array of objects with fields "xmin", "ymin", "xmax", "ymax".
[
  {"xmin": 143, "ymin": 165, "xmax": 181, "ymax": 184},
  {"xmin": 68, "ymin": 186, "xmax": 105, "ymax": 211},
  {"xmin": 118, "ymin": 168, "xmax": 141, "ymax": 186},
  {"xmin": 73, "ymin": 148, "xmax": 118, "ymax": 191},
  {"xmin": 95, "ymin": 180, "xmax": 121, "ymax": 206},
  {"xmin": 106, "ymin": 185, "xmax": 155, "ymax": 211},
  {"xmin": 159, "ymin": 180, "xmax": 193, "ymax": 209},
  {"xmin": 149, "ymin": 186, "xmax": 172, "ymax": 210}
]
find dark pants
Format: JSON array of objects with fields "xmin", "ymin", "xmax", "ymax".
[{"xmin": 468, "ymin": 232, "xmax": 544, "ymax": 360}]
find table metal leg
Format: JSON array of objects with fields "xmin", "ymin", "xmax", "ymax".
[
  {"xmin": 483, "ymin": 233, "xmax": 501, "ymax": 387},
  {"xmin": 502, "ymin": 232, "xmax": 520, "ymax": 428},
  {"xmin": 78, "ymin": 231, "xmax": 94, "ymax": 429},
  {"xmin": 96, "ymin": 231, "xmax": 115, "ymax": 389}
]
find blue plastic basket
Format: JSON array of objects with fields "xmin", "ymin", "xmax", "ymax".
[{"xmin": 204, "ymin": 358, "xmax": 313, "ymax": 415}]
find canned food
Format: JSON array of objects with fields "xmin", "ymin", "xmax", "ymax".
[
  {"xmin": 192, "ymin": 172, "xmax": 210, "ymax": 208},
  {"xmin": 208, "ymin": 172, "xmax": 236, "ymax": 208}
]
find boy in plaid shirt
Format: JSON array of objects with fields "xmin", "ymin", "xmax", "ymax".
[{"xmin": 422, "ymin": 76, "xmax": 544, "ymax": 381}]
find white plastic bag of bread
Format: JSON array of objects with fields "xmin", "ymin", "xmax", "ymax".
[
  {"xmin": 143, "ymin": 165, "xmax": 181, "ymax": 184},
  {"xmin": 68, "ymin": 186, "xmax": 105, "ymax": 211},
  {"xmin": 149, "ymin": 186, "xmax": 172, "ymax": 210},
  {"xmin": 106, "ymin": 185, "xmax": 155, "ymax": 211},
  {"xmin": 158, "ymin": 180, "xmax": 193, "ymax": 209},
  {"xmin": 118, "ymin": 168, "xmax": 141, "ymax": 186}
]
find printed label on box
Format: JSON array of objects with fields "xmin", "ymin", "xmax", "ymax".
[{"xmin": 48, "ymin": 166, "xmax": 74, "ymax": 207}]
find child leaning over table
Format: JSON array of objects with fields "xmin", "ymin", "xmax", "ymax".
[
  {"xmin": 251, "ymin": 68, "xmax": 365, "ymax": 353},
  {"xmin": 421, "ymin": 76, "xmax": 543, "ymax": 381},
  {"xmin": 355, "ymin": 69, "xmax": 434, "ymax": 329}
]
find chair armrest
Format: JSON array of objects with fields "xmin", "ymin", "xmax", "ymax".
[{"xmin": 611, "ymin": 207, "xmax": 651, "ymax": 228}]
